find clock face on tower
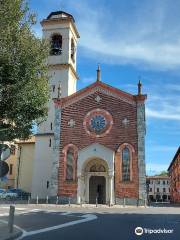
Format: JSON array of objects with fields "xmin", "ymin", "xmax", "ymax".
[{"xmin": 83, "ymin": 109, "xmax": 113, "ymax": 137}]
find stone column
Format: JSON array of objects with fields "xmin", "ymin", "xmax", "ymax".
[
  {"xmin": 137, "ymin": 102, "xmax": 146, "ymax": 201},
  {"xmin": 77, "ymin": 175, "xmax": 85, "ymax": 204},
  {"xmin": 50, "ymin": 103, "xmax": 61, "ymax": 197},
  {"xmin": 109, "ymin": 175, "xmax": 114, "ymax": 205},
  {"xmin": 77, "ymin": 176, "xmax": 81, "ymax": 204}
]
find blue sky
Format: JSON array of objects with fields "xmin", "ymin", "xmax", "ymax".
[{"xmin": 29, "ymin": 0, "xmax": 180, "ymax": 175}]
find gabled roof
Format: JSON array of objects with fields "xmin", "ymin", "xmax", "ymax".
[
  {"xmin": 168, "ymin": 146, "xmax": 180, "ymax": 171},
  {"xmin": 54, "ymin": 81, "xmax": 147, "ymax": 109}
]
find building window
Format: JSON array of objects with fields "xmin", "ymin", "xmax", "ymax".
[
  {"xmin": 66, "ymin": 148, "xmax": 74, "ymax": 180},
  {"xmin": 49, "ymin": 138, "xmax": 51, "ymax": 147},
  {"xmin": 157, "ymin": 188, "xmax": 159, "ymax": 192},
  {"xmin": 163, "ymin": 188, "xmax": 166, "ymax": 192},
  {"xmin": 50, "ymin": 122, "xmax": 53, "ymax": 130},
  {"xmin": 52, "ymin": 85, "xmax": 55, "ymax": 92},
  {"xmin": 47, "ymin": 181, "xmax": 49, "ymax": 189},
  {"xmin": 71, "ymin": 39, "xmax": 75, "ymax": 62},
  {"xmin": 50, "ymin": 34, "xmax": 62, "ymax": 55},
  {"xmin": 122, "ymin": 147, "xmax": 130, "ymax": 181},
  {"xmin": 163, "ymin": 180, "xmax": 165, "ymax": 185},
  {"xmin": 9, "ymin": 164, "xmax": 13, "ymax": 175},
  {"xmin": 150, "ymin": 188, "xmax": 152, "ymax": 192}
]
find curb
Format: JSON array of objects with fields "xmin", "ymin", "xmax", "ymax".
[{"xmin": 1, "ymin": 228, "xmax": 23, "ymax": 240}]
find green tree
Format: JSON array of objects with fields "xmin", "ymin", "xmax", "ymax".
[
  {"xmin": 0, "ymin": 0, "xmax": 49, "ymax": 141},
  {"xmin": 157, "ymin": 171, "xmax": 168, "ymax": 176}
]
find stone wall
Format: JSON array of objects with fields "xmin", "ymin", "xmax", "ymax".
[
  {"xmin": 137, "ymin": 102, "xmax": 146, "ymax": 200},
  {"xmin": 50, "ymin": 102, "xmax": 61, "ymax": 197}
]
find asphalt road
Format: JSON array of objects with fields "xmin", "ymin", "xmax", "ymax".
[{"xmin": 0, "ymin": 205, "xmax": 180, "ymax": 240}]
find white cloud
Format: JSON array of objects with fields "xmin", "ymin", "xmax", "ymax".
[
  {"xmin": 148, "ymin": 146, "xmax": 177, "ymax": 152},
  {"xmin": 145, "ymin": 82, "xmax": 180, "ymax": 121},
  {"xmin": 81, "ymin": 76, "xmax": 95, "ymax": 84},
  {"xmin": 146, "ymin": 163, "xmax": 168, "ymax": 176},
  {"xmin": 165, "ymin": 84, "xmax": 180, "ymax": 92},
  {"xmin": 65, "ymin": 0, "xmax": 180, "ymax": 70},
  {"xmin": 146, "ymin": 107, "xmax": 180, "ymax": 120}
]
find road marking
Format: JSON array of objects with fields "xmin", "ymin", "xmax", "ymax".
[
  {"xmin": 61, "ymin": 211, "xmax": 73, "ymax": 215},
  {"xmin": 0, "ymin": 208, "xmax": 42, "ymax": 217},
  {"xmin": 0, "ymin": 219, "xmax": 27, "ymax": 236},
  {"xmin": 16, "ymin": 214, "xmax": 97, "ymax": 239}
]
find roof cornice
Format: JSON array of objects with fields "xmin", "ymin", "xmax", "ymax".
[
  {"xmin": 54, "ymin": 81, "xmax": 147, "ymax": 109},
  {"xmin": 41, "ymin": 18, "xmax": 80, "ymax": 38}
]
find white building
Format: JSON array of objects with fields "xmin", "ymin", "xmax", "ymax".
[{"xmin": 146, "ymin": 176, "xmax": 170, "ymax": 202}]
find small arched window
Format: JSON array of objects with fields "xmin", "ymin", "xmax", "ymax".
[
  {"xmin": 50, "ymin": 34, "xmax": 62, "ymax": 55},
  {"xmin": 71, "ymin": 39, "xmax": 75, "ymax": 62},
  {"xmin": 122, "ymin": 147, "xmax": 130, "ymax": 181},
  {"xmin": 66, "ymin": 148, "xmax": 74, "ymax": 180}
]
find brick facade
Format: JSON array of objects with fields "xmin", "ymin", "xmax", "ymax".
[
  {"xmin": 168, "ymin": 147, "xmax": 180, "ymax": 203},
  {"xmin": 54, "ymin": 81, "xmax": 146, "ymax": 203}
]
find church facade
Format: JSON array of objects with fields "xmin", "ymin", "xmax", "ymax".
[{"xmin": 31, "ymin": 11, "xmax": 147, "ymax": 205}]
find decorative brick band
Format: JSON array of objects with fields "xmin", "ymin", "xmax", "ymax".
[{"xmin": 62, "ymin": 86, "xmax": 136, "ymax": 108}]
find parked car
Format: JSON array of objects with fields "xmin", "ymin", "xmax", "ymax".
[
  {"xmin": 0, "ymin": 189, "xmax": 17, "ymax": 199},
  {"xmin": 0, "ymin": 189, "xmax": 5, "ymax": 195},
  {"xmin": 0, "ymin": 189, "xmax": 5, "ymax": 192},
  {"xmin": 8, "ymin": 189, "xmax": 30, "ymax": 199}
]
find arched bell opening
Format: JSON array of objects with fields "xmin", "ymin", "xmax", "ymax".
[{"xmin": 50, "ymin": 34, "xmax": 62, "ymax": 55}]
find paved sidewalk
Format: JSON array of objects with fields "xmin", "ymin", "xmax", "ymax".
[{"xmin": 0, "ymin": 222, "xmax": 22, "ymax": 240}]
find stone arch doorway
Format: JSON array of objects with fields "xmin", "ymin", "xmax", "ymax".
[
  {"xmin": 89, "ymin": 176, "xmax": 106, "ymax": 204},
  {"xmin": 77, "ymin": 144, "xmax": 115, "ymax": 205},
  {"xmin": 82, "ymin": 158, "xmax": 109, "ymax": 204}
]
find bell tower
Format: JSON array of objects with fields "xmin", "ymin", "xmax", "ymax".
[
  {"xmin": 31, "ymin": 11, "xmax": 79, "ymax": 199},
  {"xmin": 38, "ymin": 11, "xmax": 80, "ymax": 134},
  {"xmin": 41, "ymin": 11, "xmax": 80, "ymax": 98}
]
